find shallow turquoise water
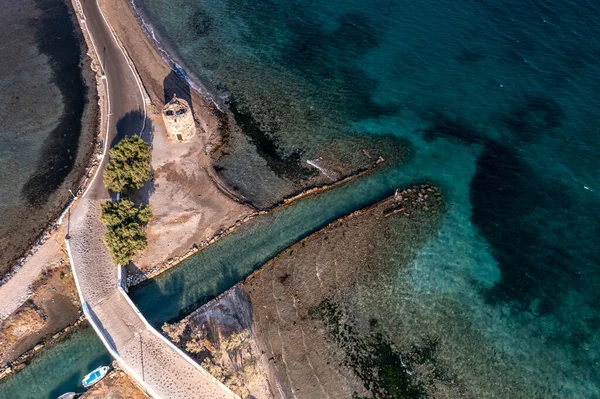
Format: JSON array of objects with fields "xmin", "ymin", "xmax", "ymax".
[
  {"xmin": 132, "ymin": 160, "xmax": 416, "ymax": 324},
  {"xmin": 0, "ymin": 325, "xmax": 110, "ymax": 399},
  {"xmin": 132, "ymin": 0, "xmax": 600, "ymax": 396}
]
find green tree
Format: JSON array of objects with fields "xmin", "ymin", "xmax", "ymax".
[
  {"xmin": 103, "ymin": 135, "xmax": 151, "ymax": 193},
  {"xmin": 100, "ymin": 199, "xmax": 152, "ymax": 227},
  {"xmin": 100, "ymin": 199, "xmax": 152, "ymax": 265}
]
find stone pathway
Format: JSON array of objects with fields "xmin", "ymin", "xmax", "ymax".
[
  {"xmin": 68, "ymin": 200, "xmax": 238, "ymax": 399},
  {"xmin": 64, "ymin": 1, "xmax": 240, "ymax": 397}
]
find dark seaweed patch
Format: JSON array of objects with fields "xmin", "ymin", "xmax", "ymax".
[
  {"xmin": 456, "ymin": 48, "xmax": 485, "ymax": 64},
  {"xmin": 332, "ymin": 13, "xmax": 382, "ymax": 54},
  {"xmin": 21, "ymin": 0, "xmax": 88, "ymax": 206},
  {"xmin": 227, "ymin": 97, "xmax": 316, "ymax": 183},
  {"xmin": 470, "ymin": 143, "xmax": 585, "ymax": 312},
  {"xmin": 502, "ymin": 95, "xmax": 564, "ymax": 143},
  {"xmin": 311, "ymin": 300, "xmax": 428, "ymax": 398},
  {"xmin": 423, "ymin": 110, "xmax": 600, "ymax": 325},
  {"xmin": 282, "ymin": 12, "xmax": 398, "ymax": 121},
  {"xmin": 421, "ymin": 111, "xmax": 486, "ymax": 144},
  {"xmin": 190, "ymin": 8, "xmax": 212, "ymax": 37}
]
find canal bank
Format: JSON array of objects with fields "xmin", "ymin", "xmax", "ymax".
[
  {"xmin": 0, "ymin": 324, "xmax": 110, "ymax": 399},
  {"xmin": 0, "ymin": 153, "xmax": 428, "ymax": 397}
]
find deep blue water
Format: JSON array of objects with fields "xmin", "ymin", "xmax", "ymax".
[{"xmin": 133, "ymin": 0, "xmax": 600, "ymax": 396}]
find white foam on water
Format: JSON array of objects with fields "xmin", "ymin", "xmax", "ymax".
[
  {"xmin": 128, "ymin": 0, "xmax": 225, "ymax": 112},
  {"xmin": 307, "ymin": 158, "xmax": 337, "ymax": 181}
]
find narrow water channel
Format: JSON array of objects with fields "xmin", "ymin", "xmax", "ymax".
[
  {"xmin": 0, "ymin": 324, "xmax": 110, "ymax": 399},
  {"xmin": 0, "ymin": 157, "xmax": 422, "ymax": 397},
  {"xmin": 131, "ymin": 162, "xmax": 415, "ymax": 325}
]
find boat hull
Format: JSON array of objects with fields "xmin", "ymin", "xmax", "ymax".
[{"xmin": 81, "ymin": 365, "xmax": 109, "ymax": 388}]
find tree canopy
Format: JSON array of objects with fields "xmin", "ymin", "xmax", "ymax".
[
  {"xmin": 100, "ymin": 199, "xmax": 152, "ymax": 265},
  {"xmin": 103, "ymin": 135, "xmax": 151, "ymax": 193},
  {"xmin": 100, "ymin": 199, "xmax": 152, "ymax": 227}
]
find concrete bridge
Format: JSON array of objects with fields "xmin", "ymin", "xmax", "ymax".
[{"xmin": 66, "ymin": 1, "xmax": 238, "ymax": 397}]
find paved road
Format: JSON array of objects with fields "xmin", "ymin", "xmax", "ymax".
[
  {"xmin": 67, "ymin": 1, "xmax": 238, "ymax": 398},
  {"xmin": 80, "ymin": 0, "xmax": 145, "ymax": 198}
]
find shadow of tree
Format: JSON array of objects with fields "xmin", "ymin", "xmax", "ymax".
[
  {"xmin": 108, "ymin": 111, "xmax": 156, "ymax": 205},
  {"xmin": 111, "ymin": 109, "xmax": 151, "ymax": 148}
]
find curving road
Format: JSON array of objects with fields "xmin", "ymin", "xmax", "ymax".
[
  {"xmin": 66, "ymin": 1, "xmax": 238, "ymax": 398},
  {"xmin": 78, "ymin": 0, "xmax": 146, "ymax": 199}
]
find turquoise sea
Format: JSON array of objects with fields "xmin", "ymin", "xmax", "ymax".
[
  {"xmin": 134, "ymin": 0, "xmax": 599, "ymax": 396},
  {"xmin": 1, "ymin": 0, "xmax": 599, "ymax": 397}
]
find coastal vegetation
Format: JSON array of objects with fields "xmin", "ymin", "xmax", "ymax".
[
  {"xmin": 100, "ymin": 200, "xmax": 152, "ymax": 265},
  {"xmin": 102, "ymin": 136, "xmax": 151, "ymax": 193},
  {"xmin": 100, "ymin": 135, "xmax": 153, "ymax": 265}
]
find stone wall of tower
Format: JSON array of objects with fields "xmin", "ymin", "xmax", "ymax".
[{"xmin": 162, "ymin": 97, "xmax": 196, "ymax": 142}]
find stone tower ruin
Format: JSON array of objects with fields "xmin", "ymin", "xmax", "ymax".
[{"xmin": 162, "ymin": 94, "xmax": 195, "ymax": 142}]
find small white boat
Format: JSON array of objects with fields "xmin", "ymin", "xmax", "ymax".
[
  {"xmin": 57, "ymin": 393, "xmax": 77, "ymax": 399},
  {"xmin": 81, "ymin": 365, "xmax": 110, "ymax": 388}
]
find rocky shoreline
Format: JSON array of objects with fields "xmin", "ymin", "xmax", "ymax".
[{"xmin": 0, "ymin": 316, "xmax": 86, "ymax": 382}]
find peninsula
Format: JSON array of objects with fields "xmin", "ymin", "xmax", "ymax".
[{"xmin": 0, "ymin": 0, "xmax": 414, "ymax": 397}]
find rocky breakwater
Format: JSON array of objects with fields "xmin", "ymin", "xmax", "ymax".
[{"xmin": 162, "ymin": 184, "xmax": 447, "ymax": 398}]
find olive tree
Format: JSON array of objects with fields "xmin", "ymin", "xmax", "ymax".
[
  {"xmin": 100, "ymin": 199, "xmax": 152, "ymax": 265},
  {"xmin": 103, "ymin": 135, "xmax": 151, "ymax": 193}
]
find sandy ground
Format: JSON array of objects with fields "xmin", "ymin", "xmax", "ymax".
[
  {"xmin": 0, "ymin": 237, "xmax": 62, "ymax": 321},
  {"xmin": 0, "ymin": 258, "xmax": 80, "ymax": 366},
  {"xmin": 80, "ymin": 367, "xmax": 149, "ymax": 399},
  {"xmin": 132, "ymin": 114, "xmax": 250, "ymax": 273}
]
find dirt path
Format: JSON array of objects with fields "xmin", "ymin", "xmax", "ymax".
[{"xmin": 0, "ymin": 239, "xmax": 61, "ymax": 321}]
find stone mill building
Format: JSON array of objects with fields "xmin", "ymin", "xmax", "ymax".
[{"xmin": 162, "ymin": 94, "xmax": 195, "ymax": 142}]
